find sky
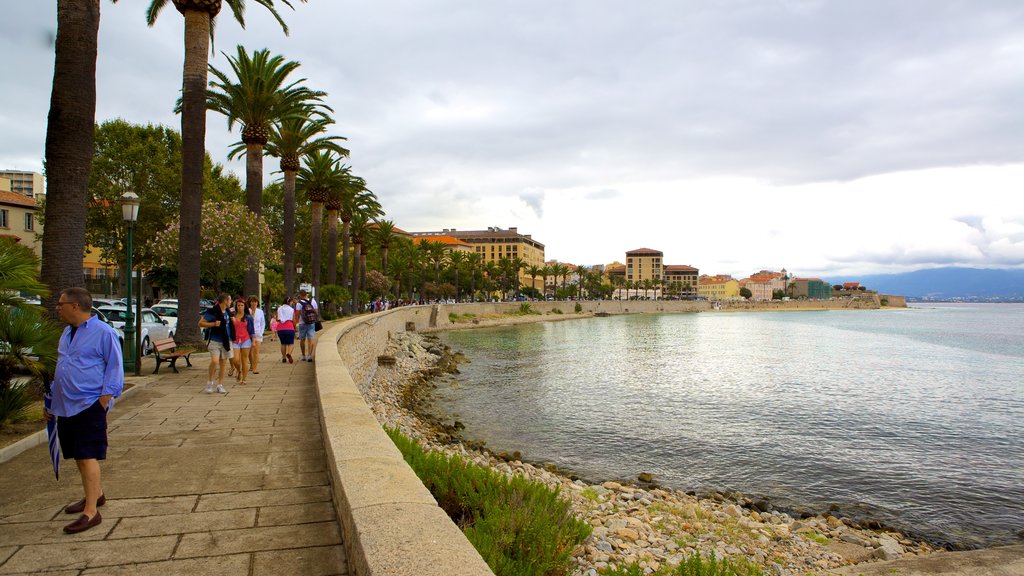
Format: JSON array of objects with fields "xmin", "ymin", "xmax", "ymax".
[{"xmin": 3, "ymin": 1, "xmax": 1024, "ymax": 279}]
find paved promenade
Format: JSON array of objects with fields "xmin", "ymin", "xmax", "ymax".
[{"xmin": 0, "ymin": 347, "xmax": 346, "ymax": 575}]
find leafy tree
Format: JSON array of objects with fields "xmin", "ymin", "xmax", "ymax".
[
  {"xmin": 0, "ymin": 239, "xmax": 63, "ymax": 425},
  {"xmin": 772, "ymin": 289, "xmax": 786, "ymax": 300},
  {"xmin": 365, "ymin": 270, "xmax": 391, "ymax": 299},
  {"xmin": 149, "ymin": 201, "xmax": 280, "ymax": 298},
  {"xmin": 740, "ymin": 287, "xmax": 753, "ymax": 300}
]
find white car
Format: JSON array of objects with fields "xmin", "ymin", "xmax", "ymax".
[
  {"xmin": 97, "ymin": 305, "xmax": 173, "ymax": 356},
  {"xmin": 150, "ymin": 303, "xmax": 179, "ymax": 333}
]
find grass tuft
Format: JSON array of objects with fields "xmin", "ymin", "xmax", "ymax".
[{"xmin": 600, "ymin": 551, "xmax": 763, "ymax": 576}]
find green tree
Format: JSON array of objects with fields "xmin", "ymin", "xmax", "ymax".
[
  {"xmin": 0, "ymin": 239, "xmax": 63, "ymax": 425},
  {"xmin": 740, "ymin": 287, "xmax": 753, "ymax": 300},
  {"xmin": 149, "ymin": 200, "xmax": 280, "ymax": 296},
  {"xmin": 145, "ymin": 0, "xmax": 305, "ymax": 345},
  {"xmin": 297, "ymin": 151, "xmax": 346, "ymax": 295}
]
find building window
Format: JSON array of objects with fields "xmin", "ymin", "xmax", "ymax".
[
  {"xmin": 24, "ymin": 212, "xmax": 33, "ymax": 231},
  {"xmin": 0, "ymin": 209, "xmax": 7, "ymax": 228},
  {"xmin": 82, "ymin": 268, "xmax": 92, "ymax": 280}
]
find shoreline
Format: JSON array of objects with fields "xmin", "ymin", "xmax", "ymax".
[{"xmin": 363, "ymin": 326, "xmax": 941, "ymax": 576}]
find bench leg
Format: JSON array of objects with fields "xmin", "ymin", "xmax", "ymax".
[
  {"xmin": 184, "ymin": 355, "xmax": 193, "ymax": 368},
  {"xmin": 153, "ymin": 359, "xmax": 162, "ymax": 375},
  {"xmin": 169, "ymin": 358, "xmax": 179, "ymax": 373}
]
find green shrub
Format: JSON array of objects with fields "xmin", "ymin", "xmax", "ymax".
[
  {"xmin": 599, "ymin": 551, "xmax": 763, "ymax": 576},
  {"xmin": 0, "ymin": 381, "xmax": 36, "ymax": 426},
  {"xmin": 517, "ymin": 303, "xmax": 537, "ymax": 315},
  {"xmin": 551, "ymin": 308, "xmax": 563, "ymax": 315},
  {"xmin": 574, "ymin": 303, "xmax": 582, "ymax": 313},
  {"xmin": 386, "ymin": 428, "xmax": 591, "ymax": 576}
]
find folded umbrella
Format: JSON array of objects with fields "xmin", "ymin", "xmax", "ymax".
[{"xmin": 44, "ymin": 390, "xmax": 60, "ymax": 480}]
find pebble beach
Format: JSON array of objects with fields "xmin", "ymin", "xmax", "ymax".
[{"xmin": 361, "ymin": 325, "xmax": 939, "ymax": 576}]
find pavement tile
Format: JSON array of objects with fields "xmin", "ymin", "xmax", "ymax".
[
  {"xmin": 0, "ymin": 535, "xmax": 177, "ymax": 573},
  {"xmin": 97, "ymin": 496, "xmax": 198, "ymax": 517},
  {"xmin": 0, "ymin": 547, "xmax": 15, "ymax": 566},
  {"xmin": 257, "ymin": 501, "xmax": 336, "ymax": 526},
  {"xmin": 261, "ymin": 471, "xmax": 330, "ymax": 490},
  {"xmin": 0, "ymin": 506, "xmax": 58, "ymax": 525},
  {"xmin": 175, "ymin": 521, "xmax": 341, "ymax": 558},
  {"xmin": 0, "ymin": 518, "xmax": 114, "ymax": 545},
  {"xmin": 80, "ymin": 554, "xmax": 250, "ymax": 576},
  {"xmin": 252, "ymin": 545, "xmax": 347, "ymax": 576},
  {"xmin": 196, "ymin": 486, "xmax": 331, "ymax": 512},
  {"xmin": 109, "ymin": 508, "xmax": 256, "ymax": 538}
]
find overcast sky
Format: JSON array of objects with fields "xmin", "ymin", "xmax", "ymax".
[{"xmin": 3, "ymin": 1, "xmax": 1023, "ymax": 278}]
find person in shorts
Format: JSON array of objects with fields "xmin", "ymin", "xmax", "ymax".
[
  {"xmin": 46, "ymin": 287, "xmax": 124, "ymax": 534},
  {"xmin": 277, "ymin": 296, "xmax": 297, "ymax": 363},
  {"xmin": 296, "ymin": 288, "xmax": 319, "ymax": 362},
  {"xmin": 198, "ymin": 294, "xmax": 234, "ymax": 393},
  {"xmin": 228, "ymin": 298, "xmax": 254, "ymax": 384},
  {"xmin": 247, "ymin": 296, "xmax": 265, "ymax": 374}
]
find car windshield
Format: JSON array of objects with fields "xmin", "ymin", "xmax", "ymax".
[
  {"xmin": 153, "ymin": 307, "xmax": 177, "ymax": 317},
  {"xmin": 103, "ymin": 309, "xmax": 127, "ymax": 321}
]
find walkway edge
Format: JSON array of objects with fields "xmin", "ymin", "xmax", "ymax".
[{"xmin": 315, "ymin": 309, "xmax": 494, "ymax": 576}]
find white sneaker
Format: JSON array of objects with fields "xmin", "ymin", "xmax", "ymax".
[
  {"xmin": 204, "ymin": 383, "xmax": 213, "ymax": 394},
  {"xmin": 216, "ymin": 384, "xmax": 227, "ymax": 394}
]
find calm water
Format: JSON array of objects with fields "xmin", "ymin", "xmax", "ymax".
[{"xmin": 435, "ymin": 304, "xmax": 1024, "ymax": 549}]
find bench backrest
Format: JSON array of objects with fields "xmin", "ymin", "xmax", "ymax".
[{"xmin": 153, "ymin": 338, "xmax": 177, "ymax": 352}]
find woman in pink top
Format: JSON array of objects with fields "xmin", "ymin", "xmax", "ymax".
[
  {"xmin": 276, "ymin": 296, "xmax": 298, "ymax": 363},
  {"xmin": 229, "ymin": 299, "xmax": 253, "ymax": 385}
]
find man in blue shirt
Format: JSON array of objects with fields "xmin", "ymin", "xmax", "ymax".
[
  {"xmin": 198, "ymin": 293, "xmax": 233, "ymax": 394},
  {"xmin": 45, "ymin": 287, "xmax": 124, "ymax": 534}
]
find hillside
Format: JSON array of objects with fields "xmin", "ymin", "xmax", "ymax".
[{"xmin": 829, "ymin": 267, "xmax": 1024, "ymax": 299}]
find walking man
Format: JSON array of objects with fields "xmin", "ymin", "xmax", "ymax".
[
  {"xmin": 198, "ymin": 294, "xmax": 234, "ymax": 393},
  {"xmin": 46, "ymin": 287, "xmax": 123, "ymax": 534},
  {"xmin": 296, "ymin": 289, "xmax": 319, "ymax": 362}
]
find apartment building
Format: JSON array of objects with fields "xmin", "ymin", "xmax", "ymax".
[
  {"xmin": 410, "ymin": 226, "xmax": 545, "ymax": 285},
  {"xmin": 625, "ymin": 248, "xmax": 663, "ymax": 284},
  {"xmin": 697, "ymin": 275, "xmax": 740, "ymax": 300},
  {"xmin": 739, "ymin": 269, "xmax": 789, "ymax": 301},
  {"xmin": 411, "ymin": 235, "xmax": 472, "ymax": 252},
  {"xmin": 0, "ymin": 176, "xmax": 41, "ymax": 257},
  {"xmin": 664, "ymin": 265, "xmax": 699, "ymax": 296},
  {"xmin": 788, "ymin": 278, "xmax": 833, "ymax": 299},
  {"xmin": 0, "ymin": 170, "xmax": 44, "ymax": 199}
]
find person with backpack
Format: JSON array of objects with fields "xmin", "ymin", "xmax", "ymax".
[{"xmin": 296, "ymin": 288, "xmax": 320, "ymax": 363}]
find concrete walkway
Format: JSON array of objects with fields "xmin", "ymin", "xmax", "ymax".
[
  {"xmin": 830, "ymin": 545, "xmax": 1024, "ymax": 576},
  {"xmin": 0, "ymin": 347, "xmax": 346, "ymax": 575}
]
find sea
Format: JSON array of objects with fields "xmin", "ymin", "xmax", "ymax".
[{"xmin": 433, "ymin": 304, "xmax": 1024, "ymax": 550}]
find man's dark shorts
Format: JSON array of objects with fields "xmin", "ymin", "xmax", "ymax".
[{"xmin": 58, "ymin": 400, "xmax": 108, "ymax": 460}]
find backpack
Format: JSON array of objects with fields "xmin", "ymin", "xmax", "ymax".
[{"xmin": 299, "ymin": 299, "xmax": 319, "ymax": 324}]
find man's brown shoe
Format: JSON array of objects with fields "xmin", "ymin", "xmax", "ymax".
[
  {"xmin": 64, "ymin": 494, "xmax": 105, "ymax": 515},
  {"xmin": 63, "ymin": 511, "xmax": 102, "ymax": 534}
]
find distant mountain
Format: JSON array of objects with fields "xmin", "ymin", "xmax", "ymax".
[{"xmin": 827, "ymin": 267, "xmax": 1024, "ymax": 299}]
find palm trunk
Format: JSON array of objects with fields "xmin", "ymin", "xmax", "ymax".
[
  {"xmin": 310, "ymin": 201, "xmax": 323, "ymax": 294},
  {"xmin": 381, "ymin": 246, "xmax": 388, "ymax": 273},
  {"xmin": 351, "ymin": 242, "xmax": 361, "ymax": 312},
  {"xmin": 174, "ymin": 9, "xmax": 210, "ymax": 345},
  {"xmin": 282, "ymin": 169, "xmax": 296, "ymax": 295},
  {"xmin": 359, "ymin": 252, "xmax": 367, "ymax": 302},
  {"xmin": 327, "ymin": 209, "xmax": 338, "ymax": 285},
  {"xmin": 341, "ymin": 218, "xmax": 351, "ymax": 307},
  {"xmin": 244, "ymin": 141, "xmax": 263, "ymax": 296},
  {"xmin": 41, "ymin": 0, "xmax": 100, "ymax": 316}
]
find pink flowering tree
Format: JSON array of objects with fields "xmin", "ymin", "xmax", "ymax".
[{"xmin": 149, "ymin": 200, "xmax": 281, "ymax": 293}]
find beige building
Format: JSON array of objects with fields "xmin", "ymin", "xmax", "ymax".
[
  {"xmin": 625, "ymin": 248, "xmax": 663, "ymax": 284},
  {"xmin": 0, "ymin": 170, "xmax": 44, "ymax": 199},
  {"xmin": 410, "ymin": 226, "xmax": 545, "ymax": 286},
  {"xmin": 739, "ymin": 269, "xmax": 789, "ymax": 301},
  {"xmin": 664, "ymin": 265, "xmax": 699, "ymax": 297},
  {"xmin": 0, "ymin": 177, "xmax": 41, "ymax": 257}
]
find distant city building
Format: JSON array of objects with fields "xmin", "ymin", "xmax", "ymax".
[
  {"xmin": 410, "ymin": 226, "xmax": 545, "ymax": 287},
  {"xmin": 0, "ymin": 170, "xmax": 44, "ymax": 199},
  {"xmin": 697, "ymin": 274, "xmax": 740, "ymax": 300},
  {"xmin": 619, "ymin": 248, "xmax": 699, "ymax": 298},
  {"xmin": 411, "ymin": 235, "xmax": 472, "ymax": 252},
  {"xmin": 625, "ymin": 248, "xmax": 663, "ymax": 284},
  {"xmin": 739, "ymin": 269, "xmax": 789, "ymax": 301},
  {"xmin": 664, "ymin": 265, "xmax": 699, "ymax": 297},
  {"xmin": 0, "ymin": 176, "xmax": 41, "ymax": 257},
  {"xmin": 789, "ymin": 277, "xmax": 833, "ymax": 299}
]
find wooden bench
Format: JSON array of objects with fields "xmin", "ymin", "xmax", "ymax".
[{"xmin": 152, "ymin": 337, "xmax": 194, "ymax": 374}]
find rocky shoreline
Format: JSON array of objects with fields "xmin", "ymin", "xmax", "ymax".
[{"xmin": 362, "ymin": 330, "xmax": 939, "ymax": 575}]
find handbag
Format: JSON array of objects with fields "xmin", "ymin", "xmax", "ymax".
[{"xmin": 314, "ymin": 320, "xmax": 323, "ymax": 332}]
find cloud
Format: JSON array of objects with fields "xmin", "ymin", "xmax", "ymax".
[
  {"xmin": 518, "ymin": 188, "xmax": 545, "ymax": 218},
  {"xmin": 584, "ymin": 189, "xmax": 620, "ymax": 200}
]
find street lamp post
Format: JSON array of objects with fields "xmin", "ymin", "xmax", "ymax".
[
  {"xmin": 295, "ymin": 264, "xmax": 303, "ymax": 292},
  {"xmin": 121, "ymin": 192, "xmax": 140, "ymax": 373}
]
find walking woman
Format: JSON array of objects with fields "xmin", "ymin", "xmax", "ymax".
[
  {"xmin": 247, "ymin": 296, "xmax": 265, "ymax": 375},
  {"xmin": 229, "ymin": 299, "xmax": 254, "ymax": 384},
  {"xmin": 277, "ymin": 296, "xmax": 297, "ymax": 363}
]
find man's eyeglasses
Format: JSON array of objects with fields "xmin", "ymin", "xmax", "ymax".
[{"xmin": 56, "ymin": 301, "xmax": 74, "ymax": 308}]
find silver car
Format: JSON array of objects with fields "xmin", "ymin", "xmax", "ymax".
[{"xmin": 97, "ymin": 305, "xmax": 173, "ymax": 356}]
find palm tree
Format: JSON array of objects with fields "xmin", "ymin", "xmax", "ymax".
[
  {"xmin": 339, "ymin": 173, "xmax": 379, "ymax": 307},
  {"xmin": 425, "ymin": 241, "xmax": 448, "ymax": 292},
  {"xmin": 447, "ymin": 251, "xmax": 466, "ymax": 301},
  {"xmin": 373, "ymin": 220, "xmax": 398, "ymax": 274},
  {"xmin": 349, "ymin": 212, "xmax": 371, "ymax": 312},
  {"xmin": 207, "ymin": 45, "xmax": 328, "ymax": 295},
  {"xmin": 297, "ymin": 151, "xmax": 345, "ymax": 295},
  {"xmin": 265, "ymin": 111, "xmax": 348, "ymax": 295},
  {"xmin": 145, "ymin": 0, "xmax": 303, "ymax": 344},
  {"xmin": 540, "ymin": 265, "xmax": 552, "ymax": 298},
  {"xmin": 41, "ymin": 0, "xmax": 112, "ymax": 315},
  {"xmin": 509, "ymin": 256, "xmax": 527, "ymax": 297},
  {"xmin": 466, "ymin": 252, "xmax": 482, "ymax": 301},
  {"xmin": 325, "ymin": 188, "xmax": 342, "ymax": 287}
]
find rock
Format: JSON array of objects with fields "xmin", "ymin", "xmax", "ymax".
[
  {"xmin": 773, "ymin": 525, "xmax": 791, "ymax": 539},
  {"xmin": 874, "ymin": 535, "xmax": 904, "ymax": 560},
  {"xmin": 752, "ymin": 499, "xmax": 772, "ymax": 512},
  {"xmin": 595, "ymin": 540, "xmax": 614, "ymax": 553},
  {"xmin": 724, "ymin": 504, "xmax": 743, "ymax": 518},
  {"xmin": 606, "ymin": 518, "xmax": 628, "ymax": 532},
  {"xmin": 750, "ymin": 510, "xmax": 762, "ymax": 522},
  {"xmin": 618, "ymin": 528, "xmax": 640, "ymax": 541},
  {"xmin": 603, "ymin": 481, "xmax": 622, "ymax": 491},
  {"xmin": 638, "ymin": 472, "xmax": 654, "ymax": 483}
]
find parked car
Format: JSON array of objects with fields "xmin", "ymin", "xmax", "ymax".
[
  {"xmin": 156, "ymin": 298, "xmax": 178, "ymax": 306},
  {"xmin": 150, "ymin": 303, "xmax": 178, "ymax": 333},
  {"xmin": 92, "ymin": 298, "xmax": 122, "ymax": 308},
  {"xmin": 97, "ymin": 305, "xmax": 173, "ymax": 356}
]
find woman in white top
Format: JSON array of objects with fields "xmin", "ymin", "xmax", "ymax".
[
  {"xmin": 247, "ymin": 296, "xmax": 266, "ymax": 374},
  {"xmin": 276, "ymin": 297, "xmax": 298, "ymax": 363}
]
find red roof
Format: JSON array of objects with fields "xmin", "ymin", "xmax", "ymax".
[
  {"xmin": 413, "ymin": 235, "xmax": 470, "ymax": 248},
  {"xmin": 665, "ymin": 265, "xmax": 698, "ymax": 272},
  {"xmin": 626, "ymin": 248, "xmax": 663, "ymax": 256},
  {"xmin": 0, "ymin": 191, "xmax": 36, "ymax": 207}
]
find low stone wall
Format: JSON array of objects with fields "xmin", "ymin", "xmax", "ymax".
[{"xmin": 314, "ymin": 308, "xmax": 493, "ymax": 576}]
